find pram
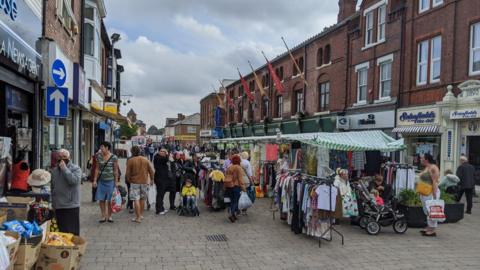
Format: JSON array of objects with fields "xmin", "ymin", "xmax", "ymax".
[
  {"xmin": 176, "ymin": 168, "xmax": 200, "ymax": 217},
  {"xmin": 352, "ymin": 180, "xmax": 408, "ymax": 235}
]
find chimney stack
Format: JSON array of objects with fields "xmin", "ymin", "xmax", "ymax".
[
  {"xmin": 338, "ymin": 0, "xmax": 357, "ymax": 23},
  {"xmin": 177, "ymin": 113, "xmax": 185, "ymax": 121}
]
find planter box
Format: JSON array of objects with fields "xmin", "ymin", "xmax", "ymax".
[{"xmin": 399, "ymin": 203, "xmax": 465, "ymax": 228}]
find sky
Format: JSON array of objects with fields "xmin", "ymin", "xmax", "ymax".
[{"xmin": 104, "ymin": 0, "xmax": 342, "ymax": 129}]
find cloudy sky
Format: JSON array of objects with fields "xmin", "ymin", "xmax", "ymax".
[{"xmin": 104, "ymin": 0, "xmax": 342, "ymax": 128}]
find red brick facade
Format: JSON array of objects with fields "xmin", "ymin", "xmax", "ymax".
[
  {"xmin": 200, "ymin": 93, "xmax": 225, "ymax": 130},
  {"xmin": 223, "ymin": 0, "xmax": 480, "ymax": 126}
]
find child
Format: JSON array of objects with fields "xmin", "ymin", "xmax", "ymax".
[
  {"xmin": 181, "ymin": 179, "xmax": 197, "ymax": 209},
  {"xmin": 371, "ymin": 189, "xmax": 384, "ymax": 206}
]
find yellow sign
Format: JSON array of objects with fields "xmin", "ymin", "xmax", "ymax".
[
  {"xmin": 104, "ymin": 102, "xmax": 118, "ymax": 114},
  {"xmin": 176, "ymin": 135, "xmax": 197, "ymax": 141},
  {"xmin": 91, "ymin": 100, "xmax": 103, "ymax": 110}
]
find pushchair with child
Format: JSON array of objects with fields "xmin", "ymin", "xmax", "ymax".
[
  {"xmin": 177, "ymin": 177, "xmax": 200, "ymax": 217},
  {"xmin": 352, "ymin": 180, "xmax": 408, "ymax": 235}
]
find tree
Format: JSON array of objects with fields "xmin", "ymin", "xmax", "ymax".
[
  {"xmin": 147, "ymin": 125, "xmax": 160, "ymax": 135},
  {"xmin": 119, "ymin": 123, "xmax": 138, "ymax": 139}
]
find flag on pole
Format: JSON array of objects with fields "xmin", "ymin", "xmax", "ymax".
[
  {"xmin": 261, "ymin": 51, "xmax": 284, "ymax": 95},
  {"xmin": 219, "ymin": 79, "xmax": 235, "ymax": 108},
  {"xmin": 248, "ymin": 61, "xmax": 267, "ymax": 98},
  {"xmin": 281, "ymin": 37, "xmax": 308, "ymax": 87},
  {"xmin": 237, "ymin": 68, "xmax": 255, "ymax": 102}
]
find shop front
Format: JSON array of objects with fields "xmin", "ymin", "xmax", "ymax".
[
  {"xmin": 0, "ymin": 0, "xmax": 42, "ymax": 169},
  {"xmin": 393, "ymin": 106, "xmax": 443, "ymax": 169}
]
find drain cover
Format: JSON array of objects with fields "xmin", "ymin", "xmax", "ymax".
[{"xmin": 206, "ymin": 234, "xmax": 228, "ymax": 242}]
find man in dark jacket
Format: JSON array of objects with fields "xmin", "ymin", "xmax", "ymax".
[
  {"xmin": 153, "ymin": 148, "xmax": 176, "ymax": 215},
  {"xmin": 456, "ymin": 155, "xmax": 475, "ymax": 214}
]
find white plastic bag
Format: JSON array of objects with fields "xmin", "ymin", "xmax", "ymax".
[
  {"xmin": 238, "ymin": 191, "xmax": 253, "ymax": 210},
  {"xmin": 148, "ymin": 184, "xmax": 156, "ymax": 206},
  {"xmin": 0, "ymin": 234, "xmax": 11, "ymax": 270},
  {"xmin": 426, "ymin": 199, "xmax": 446, "ymax": 222}
]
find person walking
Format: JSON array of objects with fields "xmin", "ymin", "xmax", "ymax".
[
  {"xmin": 125, "ymin": 146, "xmax": 154, "ymax": 223},
  {"xmin": 224, "ymin": 154, "xmax": 246, "ymax": 223},
  {"xmin": 93, "ymin": 142, "xmax": 119, "ymax": 223},
  {"xmin": 153, "ymin": 148, "xmax": 177, "ymax": 215},
  {"xmin": 419, "ymin": 153, "xmax": 440, "ymax": 237},
  {"xmin": 456, "ymin": 155, "xmax": 475, "ymax": 214},
  {"xmin": 51, "ymin": 149, "xmax": 82, "ymax": 235}
]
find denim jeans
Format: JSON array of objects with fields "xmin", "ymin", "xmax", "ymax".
[{"xmin": 228, "ymin": 186, "xmax": 241, "ymax": 217}]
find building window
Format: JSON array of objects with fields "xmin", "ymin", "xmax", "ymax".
[
  {"xmin": 84, "ymin": 23, "xmax": 94, "ymax": 56},
  {"xmin": 262, "ymin": 74, "xmax": 270, "ymax": 87},
  {"xmin": 293, "ymin": 57, "xmax": 304, "ymax": 76},
  {"xmin": 249, "ymin": 81, "xmax": 255, "ymax": 92},
  {"xmin": 299, "ymin": 57, "xmax": 304, "ymax": 73},
  {"xmin": 417, "ymin": 36, "xmax": 442, "ymax": 85},
  {"xmin": 229, "ymin": 108, "xmax": 234, "ymax": 123},
  {"xmin": 262, "ymin": 98, "xmax": 269, "ymax": 118},
  {"xmin": 248, "ymin": 103, "xmax": 254, "ymax": 121},
  {"xmin": 276, "ymin": 95, "xmax": 283, "ymax": 118},
  {"xmin": 430, "ymin": 36, "xmax": 442, "ymax": 83},
  {"xmin": 420, "ymin": 0, "xmax": 443, "ymax": 13},
  {"xmin": 379, "ymin": 61, "xmax": 392, "ymax": 98},
  {"xmin": 470, "ymin": 22, "xmax": 480, "ymax": 75},
  {"xmin": 57, "ymin": 0, "xmax": 78, "ymax": 34},
  {"xmin": 239, "ymin": 85, "xmax": 244, "ymax": 98},
  {"xmin": 238, "ymin": 103, "xmax": 243, "ymax": 122},
  {"xmin": 317, "ymin": 48, "xmax": 323, "ymax": 67},
  {"xmin": 275, "ymin": 67, "xmax": 284, "ymax": 81},
  {"xmin": 365, "ymin": 11, "xmax": 374, "ymax": 46},
  {"xmin": 324, "ymin": 45, "xmax": 331, "ymax": 64},
  {"xmin": 378, "ymin": 5, "xmax": 386, "ymax": 41},
  {"xmin": 357, "ymin": 68, "xmax": 368, "ymax": 103},
  {"xmin": 295, "ymin": 90, "xmax": 304, "ymax": 113},
  {"xmin": 319, "ymin": 82, "xmax": 330, "ymax": 111}
]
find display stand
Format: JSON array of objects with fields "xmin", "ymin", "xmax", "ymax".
[{"xmin": 318, "ymin": 180, "xmax": 344, "ymax": 248}]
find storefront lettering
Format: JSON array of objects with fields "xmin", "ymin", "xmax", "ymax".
[
  {"xmin": 450, "ymin": 110, "xmax": 479, "ymax": 119},
  {"xmin": 358, "ymin": 114, "xmax": 376, "ymax": 125},
  {"xmin": 0, "ymin": 0, "xmax": 18, "ymax": 21},
  {"xmin": 0, "ymin": 37, "xmax": 39, "ymax": 76},
  {"xmin": 399, "ymin": 111, "xmax": 436, "ymax": 124}
]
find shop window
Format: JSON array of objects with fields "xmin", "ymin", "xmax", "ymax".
[
  {"xmin": 416, "ymin": 36, "xmax": 442, "ymax": 85},
  {"xmin": 470, "ymin": 22, "xmax": 480, "ymax": 76},
  {"xmin": 317, "ymin": 48, "xmax": 323, "ymax": 67},
  {"xmin": 318, "ymin": 81, "xmax": 330, "ymax": 111},
  {"xmin": 276, "ymin": 95, "xmax": 283, "ymax": 118},
  {"xmin": 407, "ymin": 136, "xmax": 441, "ymax": 170},
  {"xmin": 357, "ymin": 67, "xmax": 368, "ymax": 104},
  {"xmin": 379, "ymin": 61, "xmax": 392, "ymax": 98},
  {"xmin": 295, "ymin": 90, "xmax": 304, "ymax": 114}
]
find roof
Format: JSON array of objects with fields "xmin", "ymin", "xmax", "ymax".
[{"xmin": 174, "ymin": 113, "xmax": 200, "ymax": 126}]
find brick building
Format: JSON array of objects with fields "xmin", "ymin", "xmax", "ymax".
[
  {"xmin": 200, "ymin": 83, "xmax": 229, "ymax": 142},
  {"xmin": 173, "ymin": 113, "xmax": 201, "ymax": 146},
  {"xmin": 219, "ymin": 0, "xmax": 480, "ymax": 177}
]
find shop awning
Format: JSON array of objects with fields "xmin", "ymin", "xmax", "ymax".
[
  {"xmin": 211, "ymin": 130, "xmax": 405, "ymax": 152},
  {"xmin": 392, "ymin": 125, "xmax": 440, "ymax": 134},
  {"xmin": 90, "ymin": 107, "xmax": 128, "ymax": 124}
]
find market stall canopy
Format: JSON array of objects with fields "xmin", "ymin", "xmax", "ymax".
[{"xmin": 211, "ymin": 130, "xmax": 405, "ymax": 152}]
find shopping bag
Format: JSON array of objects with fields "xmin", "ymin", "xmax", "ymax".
[
  {"xmin": 148, "ymin": 184, "xmax": 156, "ymax": 206},
  {"xmin": 416, "ymin": 180, "xmax": 433, "ymax": 196},
  {"xmin": 426, "ymin": 199, "xmax": 446, "ymax": 222},
  {"xmin": 111, "ymin": 188, "xmax": 123, "ymax": 213},
  {"xmin": 342, "ymin": 191, "xmax": 359, "ymax": 217},
  {"xmin": 238, "ymin": 191, "xmax": 253, "ymax": 210},
  {"xmin": 247, "ymin": 186, "xmax": 256, "ymax": 203}
]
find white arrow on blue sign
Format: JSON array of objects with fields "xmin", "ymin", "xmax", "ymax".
[
  {"xmin": 51, "ymin": 59, "xmax": 67, "ymax": 86},
  {"xmin": 46, "ymin": 87, "xmax": 68, "ymax": 118}
]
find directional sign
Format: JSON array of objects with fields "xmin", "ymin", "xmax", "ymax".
[
  {"xmin": 46, "ymin": 87, "xmax": 68, "ymax": 118},
  {"xmin": 51, "ymin": 59, "xmax": 67, "ymax": 86}
]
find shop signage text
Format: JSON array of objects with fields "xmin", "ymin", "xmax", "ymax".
[
  {"xmin": 200, "ymin": 130, "xmax": 212, "ymax": 137},
  {"xmin": 399, "ymin": 111, "xmax": 436, "ymax": 124},
  {"xmin": 1, "ymin": 0, "xmax": 18, "ymax": 21},
  {"xmin": 0, "ymin": 36, "xmax": 39, "ymax": 76},
  {"xmin": 358, "ymin": 114, "xmax": 376, "ymax": 125},
  {"xmin": 450, "ymin": 109, "xmax": 479, "ymax": 120}
]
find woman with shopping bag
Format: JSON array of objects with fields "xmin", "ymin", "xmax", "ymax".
[
  {"xmin": 418, "ymin": 153, "xmax": 441, "ymax": 237},
  {"xmin": 224, "ymin": 154, "xmax": 246, "ymax": 223}
]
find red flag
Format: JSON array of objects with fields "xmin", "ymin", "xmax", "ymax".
[
  {"xmin": 267, "ymin": 61, "xmax": 284, "ymax": 94},
  {"xmin": 238, "ymin": 69, "xmax": 255, "ymax": 102}
]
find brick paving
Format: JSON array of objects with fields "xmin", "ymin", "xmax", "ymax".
[{"xmin": 79, "ymin": 158, "xmax": 480, "ymax": 270}]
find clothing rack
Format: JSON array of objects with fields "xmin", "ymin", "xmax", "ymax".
[
  {"xmin": 384, "ymin": 162, "xmax": 416, "ymax": 195},
  {"xmin": 300, "ymin": 174, "xmax": 344, "ymax": 248}
]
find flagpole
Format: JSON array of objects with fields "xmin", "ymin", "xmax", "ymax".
[
  {"xmin": 248, "ymin": 60, "xmax": 267, "ymax": 99},
  {"xmin": 281, "ymin": 37, "xmax": 308, "ymax": 87}
]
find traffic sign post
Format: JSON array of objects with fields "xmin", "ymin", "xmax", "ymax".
[
  {"xmin": 46, "ymin": 87, "xmax": 68, "ymax": 118},
  {"xmin": 52, "ymin": 59, "xmax": 67, "ymax": 87}
]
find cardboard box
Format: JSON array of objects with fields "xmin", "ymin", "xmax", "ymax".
[
  {"xmin": 0, "ymin": 197, "xmax": 35, "ymax": 221},
  {"xmin": 14, "ymin": 221, "xmax": 50, "ymax": 270},
  {"xmin": 3, "ymin": 231, "xmax": 20, "ymax": 270},
  {"xmin": 0, "ymin": 209, "xmax": 7, "ymax": 224},
  {"xmin": 35, "ymin": 236, "xmax": 87, "ymax": 270}
]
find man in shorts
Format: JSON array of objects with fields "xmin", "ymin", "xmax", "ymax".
[{"xmin": 125, "ymin": 146, "xmax": 154, "ymax": 223}]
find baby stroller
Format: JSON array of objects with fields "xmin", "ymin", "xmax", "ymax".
[
  {"xmin": 352, "ymin": 180, "xmax": 408, "ymax": 235},
  {"xmin": 177, "ymin": 176, "xmax": 200, "ymax": 217}
]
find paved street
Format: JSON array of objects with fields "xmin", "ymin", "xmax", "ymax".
[{"xmin": 79, "ymin": 158, "xmax": 480, "ymax": 270}]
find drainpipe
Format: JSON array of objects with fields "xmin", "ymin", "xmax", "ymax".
[
  {"xmin": 303, "ymin": 44, "xmax": 307, "ymax": 113},
  {"xmin": 395, "ymin": 6, "xmax": 407, "ymax": 162},
  {"xmin": 80, "ymin": 0, "xmax": 85, "ymax": 68},
  {"xmin": 344, "ymin": 29, "xmax": 351, "ymax": 113}
]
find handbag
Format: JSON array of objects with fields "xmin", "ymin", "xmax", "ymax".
[
  {"xmin": 426, "ymin": 199, "xmax": 446, "ymax": 222},
  {"xmin": 416, "ymin": 180, "xmax": 433, "ymax": 196}
]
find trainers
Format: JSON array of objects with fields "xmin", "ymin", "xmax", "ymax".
[
  {"xmin": 160, "ymin": 210, "xmax": 168, "ymax": 215},
  {"xmin": 169, "ymin": 206, "xmax": 176, "ymax": 210}
]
